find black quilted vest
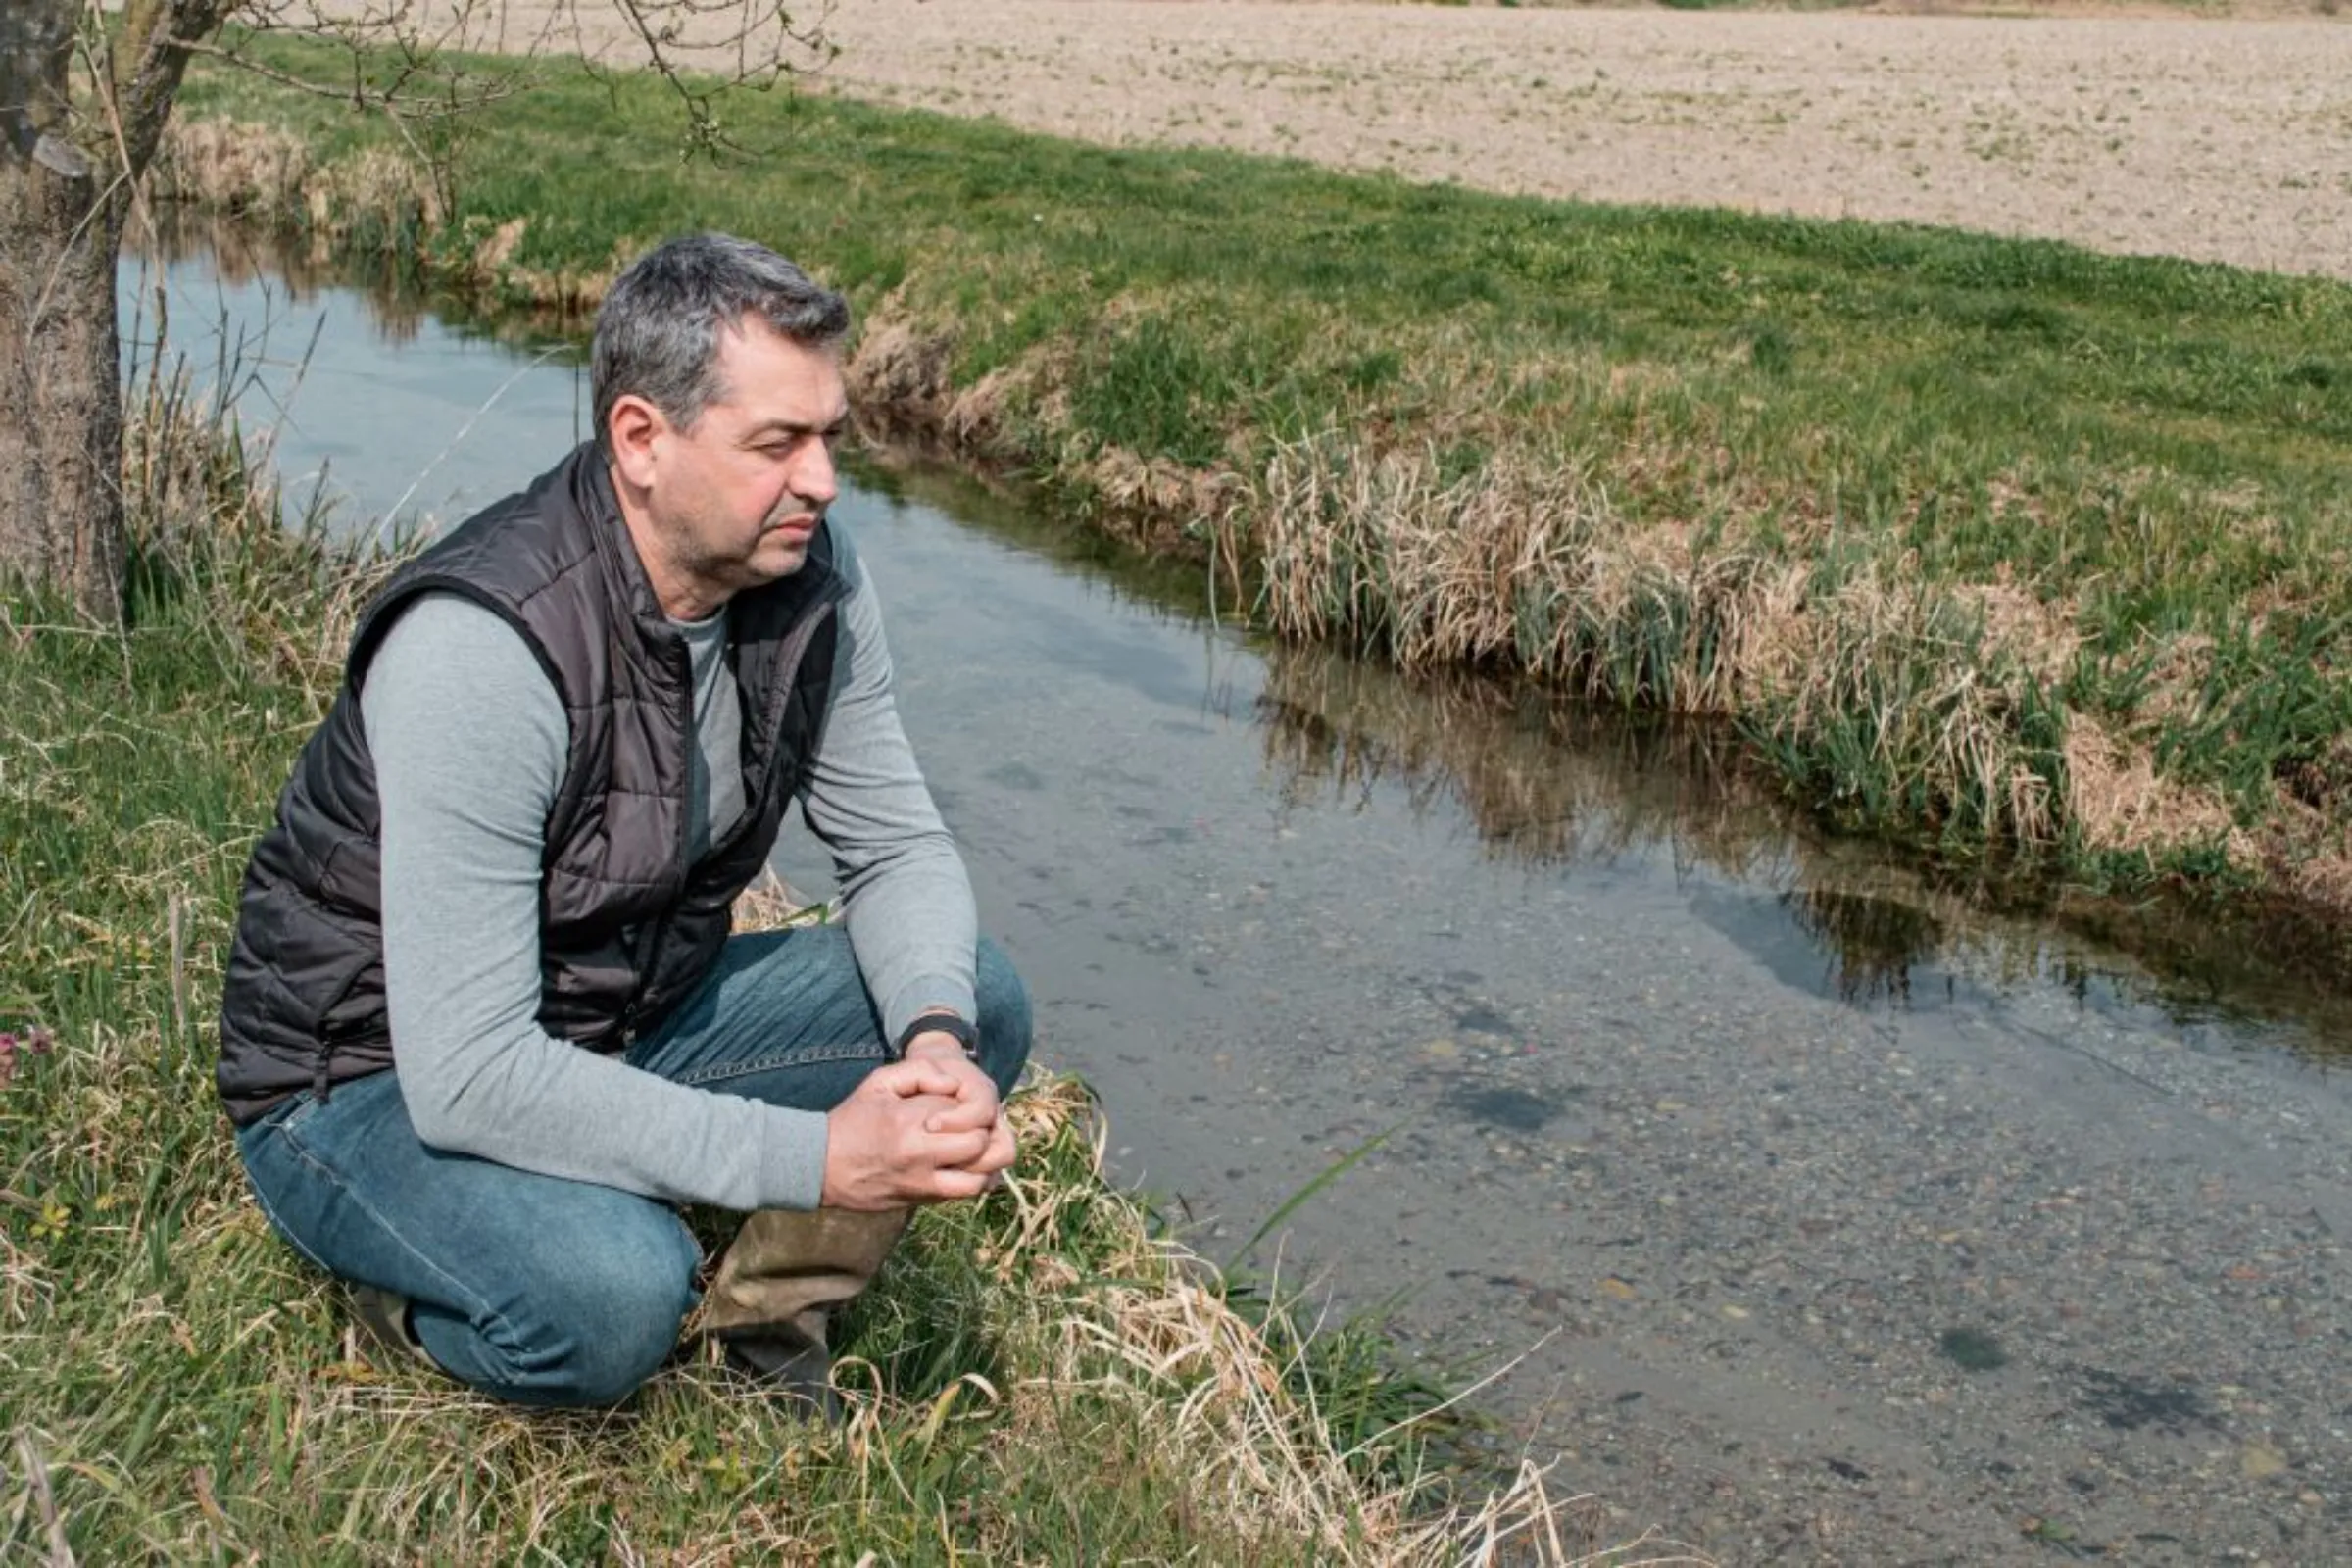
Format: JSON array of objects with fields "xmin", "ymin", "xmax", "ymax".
[{"xmin": 215, "ymin": 443, "xmax": 844, "ymax": 1126}]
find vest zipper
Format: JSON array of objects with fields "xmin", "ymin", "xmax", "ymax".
[
  {"xmin": 619, "ymin": 595, "xmax": 838, "ymax": 1032},
  {"xmin": 704, "ymin": 598, "xmax": 839, "ymax": 866}
]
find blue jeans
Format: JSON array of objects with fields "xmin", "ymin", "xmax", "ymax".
[{"xmin": 235, "ymin": 927, "xmax": 1031, "ymax": 1407}]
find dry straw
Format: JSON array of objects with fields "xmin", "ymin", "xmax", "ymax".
[{"xmin": 1235, "ymin": 432, "xmax": 2067, "ymax": 847}]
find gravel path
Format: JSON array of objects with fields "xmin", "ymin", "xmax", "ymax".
[{"xmin": 806, "ymin": 0, "xmax": 2352, "ymax": 279}]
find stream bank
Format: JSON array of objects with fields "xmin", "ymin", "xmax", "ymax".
[{"xmin": 129, "ymin": 231, "xmax": 2352, "ymax": 1564}]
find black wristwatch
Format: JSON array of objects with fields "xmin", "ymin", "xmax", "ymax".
[{"xmin": 894, "ymin": 1012, "xmax": 980, "ymax": 1062}]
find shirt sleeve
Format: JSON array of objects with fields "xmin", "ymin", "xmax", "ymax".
[
  {"xmin": 797, "ymin": 529, "xmax": 979, "ymax": 1039},
  {"xmin": 363, "ymin": 591, "xmax": 829, "ymax": 1209}
]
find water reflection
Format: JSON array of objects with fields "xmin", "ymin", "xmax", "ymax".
[
  {"xmin": 131, "ymin": 209, "xmax": 444, "ymax": 347},
  {"xmin": 1256, "ymin": 640, "xmax": 1769, "ymax": 870},
  {"xmin": 1250, "ymin": 635, "xmax": 2352, "ymax": 1053},
  {"xmin": 1777, "ymin": 888, "xmax": 1947, "ymax": 1008}
]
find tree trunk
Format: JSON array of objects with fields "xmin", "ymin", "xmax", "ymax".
[
  {"xmin": 0, "ymin": 135, "xmax": 125, "ymax": 622},
  {"xmin": 1, "ymin": 0, "xmax": 125, "ymax": 622}
]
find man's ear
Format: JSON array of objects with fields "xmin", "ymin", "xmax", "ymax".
[{"xmin": 606, "ymin": 394, "xmax": 666, "ymax": 489}]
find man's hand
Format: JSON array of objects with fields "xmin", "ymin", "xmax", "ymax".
[
  {"xmin": 902, "ymin": 1028, "xmax": 1001, "ymax": 1136},
  {"xmin": 821, "ymin": 1055, "xmax": 1015, "ymax": 1211},
  {"xmin": 901, "ymin": 1026, "xmax": 1017, "ymax": 1184}
]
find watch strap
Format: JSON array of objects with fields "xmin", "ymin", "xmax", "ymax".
[{"xmin": 894, "ymin": 1011, "xmax": 979, "ymax": 1062}]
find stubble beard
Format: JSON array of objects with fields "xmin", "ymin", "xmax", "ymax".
[
  {"xmin": 754, "ymin": 493, "xmax": 824, "ymax": 578},
  {"xmin": 670, "ymin": 494, "xmax": 823, "ymax": 599}
]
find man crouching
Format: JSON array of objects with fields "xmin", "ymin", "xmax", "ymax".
[{"xmin": 215, "ymin": 232, "xmax": 1028, "ymax": 1408}]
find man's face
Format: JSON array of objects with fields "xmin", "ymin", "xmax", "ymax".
[{"xmin": 638, "ymin": 319, "xmax": 849, "ymax": 603}]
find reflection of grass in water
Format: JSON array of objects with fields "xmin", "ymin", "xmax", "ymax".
[
  {"xmin": 1252, "ymin": 637, "xmax": 2352, "ymax": 1054},
  {"xmin": 1256, "ymin": 638, "xmax": 1777, "ymax": 873},
  {"xmin": 1778, "ymin": 888, "xmax": 1946, "ymax": 1006}
]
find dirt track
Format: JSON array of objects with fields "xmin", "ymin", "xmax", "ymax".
[{"xmin": 794, "ymin": 0, "xmax": 2352, "ymax": 279}]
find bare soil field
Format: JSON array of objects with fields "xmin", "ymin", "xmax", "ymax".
[{"xmin": 795, "ymin": 0, "xmax": 2352, "ymax": 278}]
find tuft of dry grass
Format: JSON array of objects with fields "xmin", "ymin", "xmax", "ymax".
[
  {"xmin": 845, "ymin": 316, "xmax": 959, "ymax": 424},
  {"xmin": 2062, "ymin": 716, "xmax": 2252, "ymax": 865},
  {"xmin": 155, "ymin": 117, "xmax": 443, "ymax": 246},
  {"xmin": 150, "ymin": 116, "xmax": 318, "ymax": 217}
]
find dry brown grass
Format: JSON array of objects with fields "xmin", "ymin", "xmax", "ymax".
[
  {"xmin": 2062, "ymin": 717, "xmax": 2255, "ymax": 866},
  {"xmin": 154, "ymin": 118, "xmax": 444, "ymax": 246},
  {"xmin": 844, "ymin": 316, "xmax": 957, "ymax": 423},
  {"xmin": 150, "ymin": 117, "xmax": 318, "ymax": 217},
  {"xmin": 728, "ymin": 873, "xmax": 831, "ymax": 932},
  {"xmin": 1236, "ymin": 434, "xmax": 2063, "ymax": 845},
  {"xmin": 153, "ymin": 121, "xmax": 630, "ymax": 317}
]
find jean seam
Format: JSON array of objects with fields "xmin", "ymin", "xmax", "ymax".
[
  {"xmin": 673, "ymin": 1039, "xmax": 883, "ymax": 1087},
  {"xmin": 276, "ymin": 1116, "xmax": 531, "ymax": 1359},
  {"xmin": 242, "ymin": 1141, "xmax": 338, "ymax": 1276}
]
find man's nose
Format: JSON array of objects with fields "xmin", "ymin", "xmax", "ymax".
[{"xmin": 793, "ymin": 443, "xmax": 838, "ymax": 508}]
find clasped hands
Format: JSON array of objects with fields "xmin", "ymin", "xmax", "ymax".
[{"xmin": 820, "ymin": 1027, "xmax": 1015, "ymax": 1210}]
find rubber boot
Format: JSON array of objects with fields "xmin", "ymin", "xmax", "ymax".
[{"xmin": 700, "ymin": 1206, "xmax": 910, "ymax": 1421}]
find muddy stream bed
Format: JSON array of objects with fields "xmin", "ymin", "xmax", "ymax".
[{"xmin": 131, "ymin": 235, "xmax": 2352, "ymax": 1564}]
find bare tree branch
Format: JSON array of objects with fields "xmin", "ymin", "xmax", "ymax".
[
  {"xmin": 172, "ymin": 32, "xmax": 530, "ymax": 119},
  {"xmin": 114, "ymin": 0, "xmax": 238, "ymax": 183}
]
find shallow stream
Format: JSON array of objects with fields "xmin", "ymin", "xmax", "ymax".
[{"xmin": 130, "ymin": 231, "xmax": 2352, "ymax": 1564}]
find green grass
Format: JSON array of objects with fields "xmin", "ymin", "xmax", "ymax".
[
  {"xmin": 0, "ymin": 379, "xmax": 1600, "ymax": 1562},
  {"xmin": 163, "ymin": 36, "xmax": 2352, "ymax": 906}
]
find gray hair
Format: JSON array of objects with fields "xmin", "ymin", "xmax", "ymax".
[{"xmin": 590, "ymin": 233, "xmax": 852, "ymax": 456}]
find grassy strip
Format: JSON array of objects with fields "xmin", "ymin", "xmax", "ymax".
[
  {"xmin": 0, "ymin": 378, "xmax": 1645, "ymax": 1561},
  {"xmin": 160, "ymin": 37, "xmax": 2352, "ymax": 915}
]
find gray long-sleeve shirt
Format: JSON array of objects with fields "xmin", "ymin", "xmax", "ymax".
[{"xmin": 360, "ymin": 525, "xmax": 974, "ymax": 1212}]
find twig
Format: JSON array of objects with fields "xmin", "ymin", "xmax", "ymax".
[
  {"xmin": 168, "ymin": 892, "xmax": 188, "ymax": 1038},
  {"xmin": 13, "ymin": 1434, "xmax": 75, "ymax": 1568},
  {"xmin": 168, "ymin": 34, "xmax": 529, "ymax": 120},
  {"xmin": 377, "ymin": 345, "xmax": 571, "ymax": 543}
]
